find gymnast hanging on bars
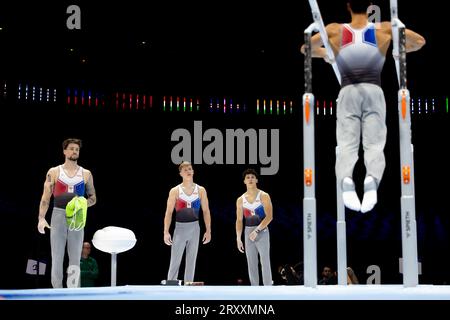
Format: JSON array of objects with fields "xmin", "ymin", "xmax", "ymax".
[{"xmin": 301, "ymin": 0, "xmax": 425, "ymax": 213}]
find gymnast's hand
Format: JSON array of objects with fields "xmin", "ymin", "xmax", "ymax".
[
  {"xmin": 323, "ymin": 53, "xmax": 334, "ymax": 64},
  {"xmin": 164, "ymin": 232, "xmax": 173, "ymax": 246},
  {"xmin": 237, "ymin": 239, "xmax": 245, "ymax": 253},
  {"xmin": 37, "ymin": 218, "xmax": 51, "ymax": 234},
  {"xmin": 249, "ymin": 230, "xmax": 260, "ymax": 242},
  {"xmin": 202, "ymin": 231, "xmax": 211, "ymax": 244}
]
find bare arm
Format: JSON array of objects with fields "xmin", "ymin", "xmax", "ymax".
[
  {"xmin": 39, "ymin": 169, "xmax": 55, "ymax": 219},
  {"xmin": 300, "ymin": 23, "xmax": 340, "ymax": 59},
  {"xmin": 405, "ymin": 29, "xmax": 426, "ymax": 52},
  {"xmin": 199, "ymin": 187, "xmax": 211, "ymax": 244},
  {"xmin": 248, "ymin": 192, "xmax": 273, "ymax": 242},
  {"xmin": 37, "ymin": 168, "xmax": 55, "ymax": 233},
  {"xmin": 257, "ymin": 192, "xmax": 273, "ymax": 230},
  {"xmin": 163, "ymin": 188, "xmax": 177, "ymax": 245},
  {"xmin": 300, "ymin": 31, "xmax": 326, "ymax": 58},
  {"xmin": 380, "ymin": 22, "xmax": 425, "ymax": 53},
  {"xmin": 85, "ymin": 170, "xmax": 97, "ymax": 207},
  {"xmin": 235, "ymin": 197, "xmax": 244, "ymax": 253}
]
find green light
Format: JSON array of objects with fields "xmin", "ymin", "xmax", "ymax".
[
  {"xmin": 256, "ymin": 99, "xmax": 260, "ymax": 115},
  {"xmin": 446, "ymin": 97, "xmax": 448, "ymax": 113}
]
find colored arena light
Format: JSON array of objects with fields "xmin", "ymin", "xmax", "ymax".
[
  {"xmin": 255, "ymin": 98, "xmax": 293, "ymax": 116},
  {"xmin": 7, "ymin": 83, "xmax": 448, "ymax": 117}
]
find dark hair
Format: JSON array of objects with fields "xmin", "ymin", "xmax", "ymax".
[
  {"xmin": 348, "ymin": 0, "xmax": 372, "ymax": 14},
  {"xmin": 62, "ymin": 138, "xmax": 82, "ymax": 150},
  {"xmin": 279, "ymin": 264, "xmax": 303, "ymax": 285},
  {"xmin": 242, "ymin": 168, "xmax": 258, "ymax": 180}
]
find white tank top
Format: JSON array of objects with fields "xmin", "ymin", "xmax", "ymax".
[
  {"xmin": 242, "ymin": 190, "xmax": 266, "ymax": 227},
  {"xmin": 336, "ymin": 22, "xmax": 385, "ymax": 87},
  {"xmin": 53, "ymin": 165, "xmax": 85, "ymax": 208},
  {"xmin": 175, "ymin": 184, "xmax": 201, "ymax": 222}
]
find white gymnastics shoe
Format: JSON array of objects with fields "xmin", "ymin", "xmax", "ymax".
[
  {"xmin": 361, "ymin": 176, "xmax": 378, "ymax": 213},
  {"xmin": 342, "ymin": 177, "xmax": 361, "ymax": 212}
]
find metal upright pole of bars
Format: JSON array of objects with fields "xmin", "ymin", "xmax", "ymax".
[
  {"xmin": 303, "ymin": 22, "xmax": 318, "ymax": 288},
  {"xmin": 306, "ymin": 0, "xmax": 347, "ymax": 286},
  {"xmin": 335, "ymin": 145, "xmax": 347, "ymax": 286},
  {"xmin": 111, "ymin": 253, "xmax": 117, "ymax": 286},
  {"xmin": 307, "ymin": 0, "xmax": 341, "ymax": 85},
  {"xmin": 390, "ymin": 0, "xmax": 419, "ymax": 287}
]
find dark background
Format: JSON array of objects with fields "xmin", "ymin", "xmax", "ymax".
[{"xmin": 0, "ymin": 0, "xmax": 448, "ymax": 289}]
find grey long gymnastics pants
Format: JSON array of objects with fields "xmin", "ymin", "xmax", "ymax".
[
  {"xmin": 245, "ymin": 226, "xmax": 272, "ymax": 286},
  {"xmin": 50, "ymin": 207, "xmax": 84, "ymax": 288},
  {"xmin": 336, "ymin": 83, "xmax": 387, "ymax": 185},
  {"xmin": 167, "ymin": 221, "xmax": 200, "ymax": 282}
]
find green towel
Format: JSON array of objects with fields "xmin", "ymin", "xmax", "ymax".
[{"xmin": 66, "ymin": 196, "xmax": 88, "ymax": 231}]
